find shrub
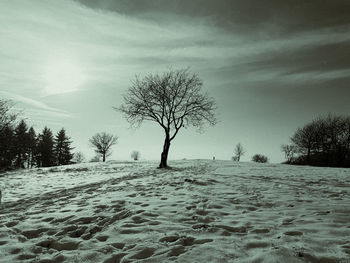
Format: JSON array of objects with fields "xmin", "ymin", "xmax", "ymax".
[
  {"xmin": 90, "ymin": 156, "xmax": 100, "ymax": 163},
  {"xmin": 131, "ymin": 151, "xmax": 140, "ymax": 161},
  {"xmin": 252, "ymin": 154, "xmax": 268, "ymax": 163}
]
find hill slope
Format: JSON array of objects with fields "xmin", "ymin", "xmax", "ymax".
[{"xmin": 0, "ymin": 160, "xmax": 349, "ymax": 262}]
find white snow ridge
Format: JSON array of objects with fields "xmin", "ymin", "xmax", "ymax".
[{"xmin": 0, "ymin": 160, "xmax": 349, "ymax": 262}]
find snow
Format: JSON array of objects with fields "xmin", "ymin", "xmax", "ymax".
[{"xmin": 0, "ymin": 160, "xmax": 349, "ymax": 263}]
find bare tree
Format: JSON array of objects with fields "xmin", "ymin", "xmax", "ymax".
[
  {"xmin": 0, "ymin": 99, "xmax": 17, "ymax": 132},
  {"xmin": 73, "ymin": 151, "xmax": 85, "ymax": 163},
  {"xmin": 281, "ymin": 144, "xmax": 296, "ymax": 163},
  {"xmin": 89, "ymin": 132, "xmax": 118, "ymax": 162},
  {"xmin": 233, "ymin": 143, "xmax": 245, "ymax": 162},
  {"xmin": 117, "ymin": 68, "xmax": 217, "ymax": 168},
  {"xmin": 131, "ymin": 150, "xmax": 140, "ymax": 161},
  {"xmin": 291, "ymin": 123, "xmax": 317, "ymax": 163}
]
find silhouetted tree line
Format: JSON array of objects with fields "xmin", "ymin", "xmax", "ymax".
[
  {"xmin": 0, "ymin": 100, "xmax": 74, "ymax": 170},
  {"xmin": 0, "ymin": 121, "xmax": 73, "ymax": 170},
  {"xmin": 284, "ymin": 114, "xmax": 350, "ymax": 167}
]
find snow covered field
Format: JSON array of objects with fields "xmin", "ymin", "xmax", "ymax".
[{"xmin": 0, "ymin": 160, "xmax": 349, "ymax": 263}]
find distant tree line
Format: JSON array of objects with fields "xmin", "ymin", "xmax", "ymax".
[
  {"xmin": 231, "ymin": 143, "xmax": 269, "ymax": 163},
  {"xmin": 283, "ymin": 114, "xmax": 350, "ymax": 167},
  {"xmin": 0, "ymin": 120, "xmax": 74, "ymax": 170},
  {"xmin": 1, "ymin": 99, "xmax": 124, "ymax": 171},
  {"xmin": 0, "ymin": 99, "xmax": 74, "ymax": 170}
]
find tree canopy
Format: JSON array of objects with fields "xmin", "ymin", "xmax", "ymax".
[{"xmin": 118, "ymin": 68, "xmax": 217, "ymax": 168}]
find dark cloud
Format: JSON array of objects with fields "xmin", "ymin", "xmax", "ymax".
[
  {"xmin": 75, "ymin": 0, "xmax": 350, "ymax": 34},
  {"xmin": 246, "ymin": 76, "xmax": 350, "ymax": 115},
  {"xmin": 236, "ymin": 40, "xmax": 350, "ymax": 75},
  {"xmin": 282, "ymin": 41, "xmax": 350, "ymax": 74},
  {"xmin": 75, "ymin": 0, "xmax": 350, "ymax": 105}
]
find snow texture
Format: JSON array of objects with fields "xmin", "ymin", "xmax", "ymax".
[{"xmin": 0, "ymin": 160, "xmax": 349, "ymax": 263}]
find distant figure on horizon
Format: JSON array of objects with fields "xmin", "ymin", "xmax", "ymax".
[{"xmin": 213, "ymin": 156, "xmax": 215, "ymax": 161}]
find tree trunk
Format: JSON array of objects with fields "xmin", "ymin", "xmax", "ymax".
[
  {"xmin": 159, "ymin": 134, "xmax": 170, "ymax": 168},
  {"xmin": 102, "ymin": 153, "xmax": 106, "ymax": 162}
]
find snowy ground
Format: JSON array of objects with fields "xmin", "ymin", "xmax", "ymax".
[{"xmin": 0, "ymin": 160, "xmax": 349, "ymax": 263}]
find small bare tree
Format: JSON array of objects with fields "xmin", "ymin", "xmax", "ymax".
[
  {"xmin": 131, "ymin": 150, "xmax": 140, "ymax": 161},
  {"xmin": 233, "ymin": 143, "xmax": 245, "ymax": 162},
  {"xmin": 89, "ymin": 132, "xmax": 118, "ymax": 162},
  {"xmin": 0, "ymin": 99, "xmax": 17, "ymax": 132},
  {"xmin": 117, "ymin": 68, "xmax": 217, "ymax": 168},
  {"xmin": 73, "ymin": 151, "xmax": 85, "ymax": 163},
  {"xmin": 281, "ymin": 144, "xmax": 296, "ymax": 163}
]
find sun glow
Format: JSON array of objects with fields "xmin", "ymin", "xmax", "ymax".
[{"xmin": 44, "ymin": 59, "xmax": 85, "ymax": 95}]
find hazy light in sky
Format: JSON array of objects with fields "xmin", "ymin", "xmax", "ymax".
[{"xmin": 43, "ymin": 58, "xmax": 85, "ymax": 95}]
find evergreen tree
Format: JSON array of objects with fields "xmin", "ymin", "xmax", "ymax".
[
  {"xmin": 0, "ymin": 99, "xmax": 17, "ymax": 170},
  {"xmin": 14, "ymin": 120, "xmax": 29, "ymax": 168},
  {"xmin": 27, "ymin": 127, "xmax": 37, "ymax": 168},
  {"xmin": 54, "ymin": 128, "xmax": 73, "ymax": 165},
  {"xmin": 37, "ymin": 127, "xmax": 55, "ymax": 167},
  {"xmin": 0, "ymin": 99, "xmax": 17, "ymax": 133},
  {"xmin": 0, "ymin": 126, "xmax": 15, "ymax": 169}
]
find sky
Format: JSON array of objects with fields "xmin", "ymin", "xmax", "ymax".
[{"xmin": 1, "ymin": 0, "xmax": 350, "ymax": 163}]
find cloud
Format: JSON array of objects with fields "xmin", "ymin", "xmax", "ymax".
[
  {"xmin": 72, "ymin": 0, "xmax": 350, "ymax": 89},
  {"xmin": 3, "ymin": 0, "xmax": 349, "ymax": 97},
  {"xmin": 75, "ymin": 0, "xmax": 350, "ymax": 34},
  {"xmin": 0, "ymin": 0, "xmax": 248, "ymax": 104},
  {"xmin": 0, "ymin": 91, "xmax": 72, "ymax": 119}
]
